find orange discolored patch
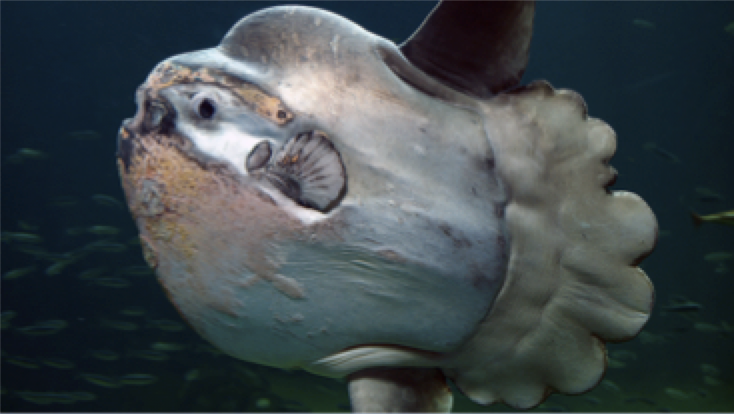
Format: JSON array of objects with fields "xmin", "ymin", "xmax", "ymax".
[{"xmin": 144, "ymin": 61, "xmax": 294, "ymax": 126}]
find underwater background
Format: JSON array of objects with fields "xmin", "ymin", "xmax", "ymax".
[{"xmin": 1, "ymin": 1, "xmax": 733, "ymax": 412}]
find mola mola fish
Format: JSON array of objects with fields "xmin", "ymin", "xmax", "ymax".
[{"xmin": 117, "ymin": 2, "xmax": 657, "ymax": 411}]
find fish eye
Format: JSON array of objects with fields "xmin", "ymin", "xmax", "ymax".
[{"xmin": 197, "ymin": 98, "xmax": 216, "ymax": 119}]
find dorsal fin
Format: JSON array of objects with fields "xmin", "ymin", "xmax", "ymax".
[{"xmin": 400, "ymin": 1, "xmax": 535, "ymax": 98}]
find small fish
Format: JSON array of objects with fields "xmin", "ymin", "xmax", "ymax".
[
  {"xmin": 68, "ymin": 130, "xmax": 101, "ymax": 140},
  {"xmin": 18, "ymin": 220, "xmax": 40, "ymax": 231},
  {"xmin": 662, "ymin": 302, "xmax": 702, "ymax": 313},
  {"xmin": 695, "ymin": 187, "xmax": 725, "ymax": 203},
  {"xmin": 87, "ymin": 225, "xmax": 120, "ymax": 236},
  {"xmin": 600, "ymin": 379, "xmax": 622, "ymax": 392},
  {"xmin": 148, "ymin": 319, "xmax": 186, "ymax": 332},
  {"xmin": 127, "ymin": 236, "xmax": 142, "ymax": 245},
  {"xmin": 78, "ymin": 373, "xmax": 122, "ymax": 388},
  {"xmin": 1, "ymin": 310, "xmax": 17, "ymax": 323},
  {"xmin": 127, "ymin": 349, "xmax": 170, "ymax": 361},
  {"xmin": 703, "ymin": 375, "xmax": 722, "ymax": 386},
  {"xmin": 89, "ymin": 350, "xmax": 121, "ymax": 361},
  {"xmin": 256, "ymin": 398, "xmax": 272, "ymax": 409},
  {"xmin": 1, "ymin": 231, "xmax": 43, "ymax": 244},
  {"xmin": 725, "ymin": 22, "xmax": 734, "ymax": 36},
  {"xmin": 5, "ymin": 355, "xmax": 40, "ymax": 369},
  {"xmin": 16, "ymin": 391, "xmax": 77, "ymax": 405},
  {"xmin": 664, "ymin": 387, "xmax": 690, "ymax": 400},
  {"xmin": 607, "ymin": 358, "xmax": 626, "ymax": 369},
  {"xmin": 643, "ymin": 142, "xmax": 679, "ymax": 163},
  {"xmin": 690, "ymin": 209, "xmax": 734, "ymax": 227},
  {"xmin": 91, "ymin": 194, "xmax": 124, "ymax": 209},
  {"xmin": 582, "ymin": 396, "xmax": 602, "ymax": 405},
  {"xmin": 120, "ymin": 373, "xmax": 159, "ymax": 386},
  {"xmin": 184, "ymin": 369, "xmax": 200, "ymax": 381},
  {"xmin": 151, "ymin": 342, "xmax": 188, "ymax": 352},
  {"xmin": 16, "ymin": 320, "xmax": 68, "ymax": 335},
  {"xmin": 703, "ymin": 252, "xmax": 734, "ymax": 262},
  {"xmin": 693, "ymin": 322, "xmax": 723, "ymax": 333},
  {"xmin": 78, "ymin": 267, "xmax": 107, "ymax": 280},
  {"xmin": 3, "ymin": 265, "xmax": 38, "ymax": 280},
  {"xmin": 700, "ymin": 363, "xmax": 720, "ymax": 376},
  {"xmin": 40, "ymin": 357, "xmax": 76, "ymax": 370},
  {"xmin": 632, "ymin": 19, "xmax": 656, "ymax": 30},
  {"xmin": 48, "ymin": 195, "xmax": 79, "ymax": 207},
  {"xmin": 13, "ymin": 244, "xmax": 50, "ymax": 259},
  {"xmin": 45, "ymin": 260, "xmax": 71, "ymax": 276},
  {"xmin": 119, "ymin": 306, "xmax": 147, "ymax": 317},
  {"xmin": 624, "ymin": 396, "xmax": 657, "ymax": 406},
  {"xmin": 17, "ymin": 148, "xmax": 48, "ymax": 159},
  {"xmin": 91, "ymin": 277, "xmax": 130, "ymax": 288}
]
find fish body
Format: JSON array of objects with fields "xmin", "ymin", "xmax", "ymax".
[
  {"xmin": 5, "ymin": 355, "xmax": 40, "ymax": 369},
  {"xmin": 691, "ymin": 209, "xmax": 734, "ymax": 227},
  {"xmin": 643, "ymin": 142, "xmax": 679, "ymax": 163},
  {"xmin": 87, "ymin": 225, "xmax": 120, "ymax": 235},
  {"xmin": 662, "ymin": 301, "xmax": 702, "ymax": 313},
  {"xmin": 120, "ymin": 373, "xmax": 158, "ymax": 385},
  {"xmin": 3, "ymin": 265, "xmax": 38, "ymax": 280},
  {"xmin": 115, "ymin": 2, "xmax": 657, "ymax": 410},
  {"xmin": 632, "ymin": 19, "xmax": 656, "ymax": 30},
  {"xmin": 664, "ymin": 387, "xmax": 690, "ymax": 400},
  {"xmin": 695, "ymin": 187, "xmax": 725, "ymax": 203},
  {"xmin": 2, "ymin": 231, "xmax": 43, "ymax": 244},
  {"xmin": 48, "ymin": 196, "xmax": 79, "ymax": 207},
  {"xmin": 91, "ymin": 277, "xmax": 130, "ymax": 288},
  {"xmin": 703, "ymin": 375, "xmax": 722, "ymax": 386},
  {"xmin": 40, "ymin": 357, "xmax": 76, "ymax": 369},
  {"xmin": 16, "ymin": 320, "xmax": 68, "ymax": 335},
  {"xmin": 78, "ymin": 267, "xmax": 107, "ymax": 280},
  {"xmin": 16, "ymin": 391, "xmax": 78, "ymax": 405},
  {"xmin": 17, "ymin": 148, "xmax": 48, "ymax": 159},
  {"xmin": 703, "ymin": 252, "xmax": 734, "ymax": 262},
  {"xmin": 45, "ymin": 260, "xmax": 71, "ymax": 276},
  {"xmin": 78, "ymin": 373, "xmax": 122, "ymax": 388}
]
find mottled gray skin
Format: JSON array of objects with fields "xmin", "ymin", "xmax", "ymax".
[
  {"xmin": 120, "ymin": 5, "xmax": 510, "ymax": 373},
  {"xmin": 116, "ymin": 3, "xmax": 548, "ymax": 412}
]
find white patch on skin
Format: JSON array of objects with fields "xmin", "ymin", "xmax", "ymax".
[
  {"xmin": 179, "ymin": 122, "xmax": 260, "ymax": 176},
  {"xmin": 271, "ymin": 273, "xmax": 306, "ymax": 299},
  {"xmin": 259, "ymin": 186, "xmax": 330, "ymax": 225}
]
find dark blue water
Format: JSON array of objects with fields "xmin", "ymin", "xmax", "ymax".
[{"xmin": 2, "ymin": 2, "xmax": 733, "ymax": 412}]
